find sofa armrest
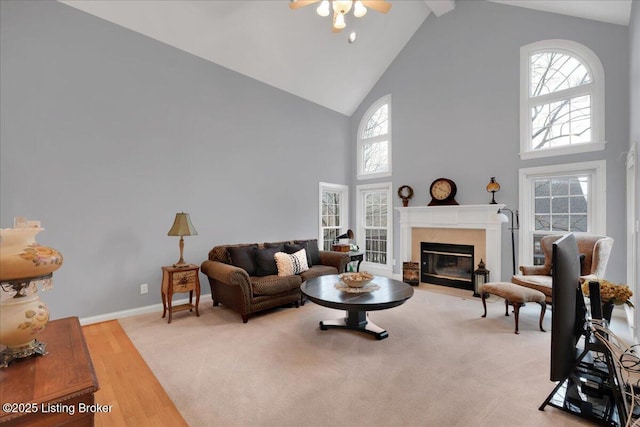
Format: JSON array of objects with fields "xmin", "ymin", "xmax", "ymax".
[
  {"xmin": 201, "ymin": 260, "xmax": 251, "ymax": 288},
  {"xmin": 318, "ymin": 251, "xmax": 350, "ymax": 272},
  {"xmin": 519, "ymin": 265, "xmax": 550, "ymax": 276}
]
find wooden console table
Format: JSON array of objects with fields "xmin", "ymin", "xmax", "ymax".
[{"xmin": 0, "ymin": 317, "xmax": 100, "ymax": 426}]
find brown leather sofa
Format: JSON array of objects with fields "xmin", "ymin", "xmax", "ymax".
[
  {"xmin": 511, "ymin": 233, "xmax": 614, "ymax": 304},
  {"xmin": 201, "ymin": 239, "xmax": 349, "ymax": 323}
]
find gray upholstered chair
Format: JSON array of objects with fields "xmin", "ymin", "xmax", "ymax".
[{"xmin": 511, "ymin": 233, "xmax": 614, "ymax": 304}]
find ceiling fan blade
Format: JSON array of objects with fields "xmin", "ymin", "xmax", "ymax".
[
  {"xmin": 361, "ymin": 1, "xmax": 392, "ymax": 14},
  {"xmin": 289, "ymin": 0, "xmax": 321, "ymax": 10}
]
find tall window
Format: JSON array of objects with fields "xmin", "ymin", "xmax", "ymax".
[
  {"xmin": 319, "ymin": 183, "xmax": 348, "ymax": 251},
  {"xmin": 358, "ymin": 95, "xmax": 391, "ymax": 179},
  {"xmin": 519, "ymin": 161, "xmax": 606, "ymax": 265},
  {"xmin": 520, "ymin": 40, "xmax": 605, "ymax": 160},
  {"xmin": 357, "ymin": 183, "xmax": 392, "ymax": 275}
]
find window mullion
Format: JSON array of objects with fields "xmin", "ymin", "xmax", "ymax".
[{"xmin": 528, "ymin": 84, "xmax": 593, "ymax": 106}]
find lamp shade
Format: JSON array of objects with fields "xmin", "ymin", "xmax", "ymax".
[
  {"xmin": 486, "ymin": 177, "xmax": 501, "ymax": 193},
  {"xmin": 167, "ymin": 213, "xmax": 198, "ymax": 237}
]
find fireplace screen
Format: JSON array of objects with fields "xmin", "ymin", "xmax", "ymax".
[{"xmin": 421, "ymin": 242, "xmax": 474, "ymax": 290}]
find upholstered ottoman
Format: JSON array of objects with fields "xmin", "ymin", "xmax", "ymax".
[{"xmin": 481, "ymin": 282, "xmax": 547, "ymax": 334}]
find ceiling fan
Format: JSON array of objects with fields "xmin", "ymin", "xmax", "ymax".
[{"xmin": 290, "ymin": 0, "xmax": 392, "ymax": 33}]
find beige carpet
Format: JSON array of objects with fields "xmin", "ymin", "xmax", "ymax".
[{"xmin": 119, "ymin": 284, "xmax": 591, "ymax": 427}]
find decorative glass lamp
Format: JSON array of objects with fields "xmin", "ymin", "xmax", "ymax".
[
  {"xmin": 486, "ymin": 177, "xmax": 501, "ymax": 205},
  {"xmin": 167, "ymin": 212, "xmax": 198, "ymax": 268},
  {"xmin": 0, "ymin": 218, "xmax": 63, "ymax": 367},
  {"xmin": 473, "ymin": 259, "xmax": 490, "ymax": 297}
]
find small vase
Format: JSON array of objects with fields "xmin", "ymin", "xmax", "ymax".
[
  {"xmin": 602, "ymin": 302, "xmax": 615, "ymax": 323},
  {"xmin": 0, "ymin": 227, "xmax": 62, "ymax": 367}
]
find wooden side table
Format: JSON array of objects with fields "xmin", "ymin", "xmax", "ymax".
[
  {"xmin": 161, "ymin": 264, "xmax": 200, "ymax": 323},
  {"xmin": 0, "ymin": 317, "xmax": 100, "ymax": 427}
]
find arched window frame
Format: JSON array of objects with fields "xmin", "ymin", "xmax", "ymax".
[
  {"xmin": 357, "ymin": 94, "xmax": 392, "ymax": 180},
  {"xmin": 519, "ymin": 40, "xmax": 605, "ymax": 160}
]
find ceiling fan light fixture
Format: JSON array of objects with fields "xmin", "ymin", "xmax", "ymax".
[
  {"xmin": 292, "ymin": 0, "xmax": 390, "ymax": 33},
  {"xmin": 353, "ymin": 1, "xmax": 367, "ymax": 18},
  {"xmin": 333, "ymin": 0, "xmax": 353, "ymax": 15},
  {"xmin": 333, "ymin": 11, "xmax": 346, "ymax": 29},
  {"xmin": 316, "ymin": 0, "xmax": 330, "ymax": 17}
]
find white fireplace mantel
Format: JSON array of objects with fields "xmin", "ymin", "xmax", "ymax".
[{"xmin": 396, "ymin": 205, "xmax": 508, "ymax": 282}]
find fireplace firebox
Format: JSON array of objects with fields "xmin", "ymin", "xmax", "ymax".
[{"xmin": 421, "ymin": 242, "xmax": 474, "ymax": 290}]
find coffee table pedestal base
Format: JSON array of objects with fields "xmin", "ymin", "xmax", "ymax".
[{"xmin": 319, "ymin": 311, "xmax": 388, "ymax": 340}]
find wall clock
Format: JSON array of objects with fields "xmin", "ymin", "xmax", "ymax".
[{"xmin": 428, "ymin": 178, "xmax": 459, "ymax": 206}]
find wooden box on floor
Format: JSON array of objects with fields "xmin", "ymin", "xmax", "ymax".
[{"xmin": 403, "ymin": 262, "xmax": 419, "ymax": 286}]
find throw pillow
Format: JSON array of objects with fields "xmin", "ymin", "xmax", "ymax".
[
  {"xmin": 284, "ymin": 243, "xmax": 313, "ymax": 267},
  {"xmin": 227, "ymin": 245, "xmax": 258, "ymax": 276},
  {"xmin": 274, "ymin": 249, "xmax": 309, "ymax": 276},
  {"xmin": 264, "ymin": 242, "xmax": 287, "ymax": 249},
  {"xmin": 295, "ymin": 239, "xmax": 321, "ymax": 265},
  {"xmin": 255, "ymin": 246, "xmax": 281, "ymax": 276}
]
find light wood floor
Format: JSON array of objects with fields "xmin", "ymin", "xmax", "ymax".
[{"xmin": 82, "ymin": 320, "xmax": 187, "ymax": 426}]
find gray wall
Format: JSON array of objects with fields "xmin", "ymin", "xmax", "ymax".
[
  {"xmin": 351, "ymin": 0, "xmax": 630, "ymax": 284},
  {"xmin": 630, "ymin": 1, "xmax": 640, "ymax": 338},
  {"xmin": 0, "ymin": 1, "xmax": 350, "ymax": 319}
]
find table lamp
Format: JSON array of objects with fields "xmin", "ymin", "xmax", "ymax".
[
  {"xmin": 486, "ymin": 177, "xmax": 501, "ymax": 205},
  {"xmin": 167, "ymin": 212, "xmax": 198, "ymax": 268}
]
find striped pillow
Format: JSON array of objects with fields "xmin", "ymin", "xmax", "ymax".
[{"xmin": 274, "ymin": 249, "xmax": 309, "ymax": 276}]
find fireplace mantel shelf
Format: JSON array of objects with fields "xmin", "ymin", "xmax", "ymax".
[{"xmin": 396, "ymin": 204, "xmax": 509, "ymax": 282}]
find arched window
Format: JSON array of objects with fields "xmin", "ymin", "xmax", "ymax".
[
  {"xmin": 358, "ymin": 95, "xmax": 391, "ymax": 179},
  {"xmin": 520, "ymin": 40, "xmax": 605, "ymax": 160}
]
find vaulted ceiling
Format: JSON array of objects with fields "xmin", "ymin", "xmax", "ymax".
[{"xmin": 59, "ymin": 0, "xmax": 632, "ymax": 116}]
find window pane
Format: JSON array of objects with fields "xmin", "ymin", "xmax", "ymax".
[
  {"xmin": 551, "ymin": 179, "xmax": 569, "ymax": 196},
  {"xmin": 533, "ymin": 174, "xmax": 590, "ymax": 234},
  {"xmin": 570, "ymin": 196, "xmax": 587, "ymax": 212},
  {"xmin": 535, "ymin": 180, "xmax": 550, "ymax": 197},
  {"xmin": 533, "ymin": 234, "xmax": 545, "ymax": 265},
  {"xmin": 552, "ymin": 215, "xmax": 569, "ymax": 231},
  {"xmin": 321, "ymin": 188, "xmax": 344, "ymax": 250},
  {"xmin": 551, "ymin": 196, "xmax": 569, "ymax": 213},
  {"xmin": 535, "ymin": 215, "xmax": 550, "ymax": 231},
  {"xmin": 363, "ymin": 104, "xmax": 388, "ymax": 138},
  {"xmin": 363, "ymin": 190, "xmax": 388, "ymax": 265},
  {"xmin": 531, "ymin": 95, "xmax": 592, "ymax": 150},
  {"xmin": 323, "ymin": 229, "xmax": 340, "ymax": 251},
  {"xmin": 530, "ymin": 51, "xmax": 591, "ymax": 97},
  {"xmin": 363, "ymin": 141, "xmax": 389, "ymax": 174},
  {"xmin": 535, "ymin": 198, "xmax": 550, "ymax": 214},
  {"xmin": 571, "ymin": 215, "xmax": 588, "ymax": 232}
]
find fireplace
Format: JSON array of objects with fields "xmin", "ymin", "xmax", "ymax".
[
  {"xmin": 396, "ymin": 205, "xmax": 508, "ymax": 283},
  {"xmin": 421, "ymin": 242, "xmax": 474, "ymax": 290}
]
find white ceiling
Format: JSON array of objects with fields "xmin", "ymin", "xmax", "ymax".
[{"xmin": 59, "ymin": 0, "xmax": 632, "ymax": 116}]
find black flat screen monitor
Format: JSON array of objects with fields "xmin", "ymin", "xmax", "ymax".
[{"xmin": 550, "ymin": 233, "xmax": 586, "ymax": 382}]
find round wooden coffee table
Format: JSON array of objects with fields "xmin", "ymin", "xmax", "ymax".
[{"xmin": 300, "ymin": 274, "xmax": 414, "ymax": 340}]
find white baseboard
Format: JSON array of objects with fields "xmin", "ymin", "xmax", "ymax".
[{"xmin": 79, "ymin": 293, "xmax": 212, "ymax": 326}]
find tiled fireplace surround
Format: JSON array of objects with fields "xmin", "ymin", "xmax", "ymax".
[{"xmin": 396, "ymin": 205, "xmax": 508, "ymax": 284}]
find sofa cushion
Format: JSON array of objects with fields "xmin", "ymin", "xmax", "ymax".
[
  {"xmin": 274, "ymin": 249, "xmax": 309, "ymax": 276},
  {"xmin": 264, "ymin": 242, "xmax": 288, "ymax": 249},
  {"xmin": 285, "ymin": 243, "xmax": 313, "ymax": 267},
  {"xmin": 255, "ymin": 246, "xmax": 281, "ymax": 276},
  {"xmin": 227, "ymin": 245, "xmax": 258, "ymax": 276},
  {"xmin": 300, "ymin": 265, "xmax": 339, "ymax": 282},
  {"xmin": 295, "ymin": 239, "xmax": 321, "ymax": 265},
  {"xmin": 251, "ymin": 275, "xmax": 302, "ymax": 296}
]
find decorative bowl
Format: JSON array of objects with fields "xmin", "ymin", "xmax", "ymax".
[{"xmin": 339, "ymin": 272, "xmax": 374, "ymax": 288}]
